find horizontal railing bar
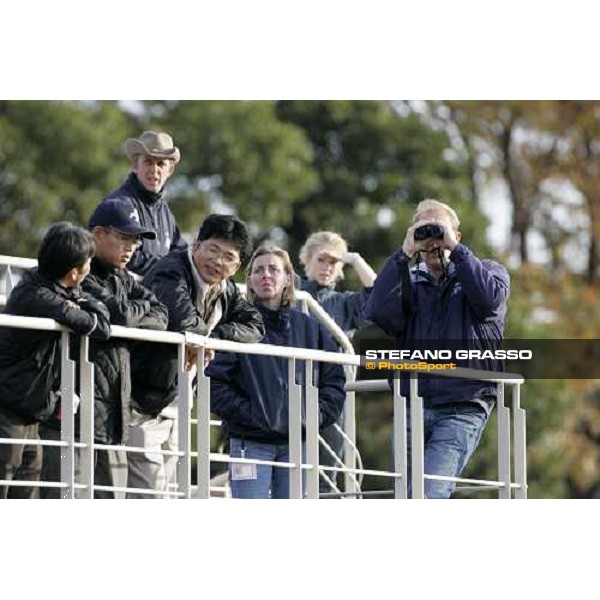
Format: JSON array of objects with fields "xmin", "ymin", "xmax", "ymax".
[
  {"xmin": 0, "ymin": 313, "xmax": 524, "ymax": 383},
  {"xmin": 320, "ymin": 490, "xmax": 396, "ymax": 498},
  {"xmin": 0, "ymin": 314, "xmax": 65, "ymax": 332},
  {"xmin": 94, "ymin": 442, "xmax": 184, "ymax": 457},
  {"xmin": 348, "ymin": 372, "xmax": 523, "ymax": 391},
  {"xmin": 110, "ymin": 325, "xmax": 184, "ymax": 344},
  {"xmin": 190, "ymin": 419, "xmax": 222, "ymax": 427},
  {"xmin": 0, "ymin": 255, "xmax": 37, "ymax": 269},
  {"xmin": 424, "ymin": 474, "xmax": 522, "ymax": 488},
  {"xmin": 0, "ymin": 480, "xmax": 67, "ymax": 488},
  {"xmin": 209, "ymin": 455, "xmax": 297, "ymax": 468},
  {"xmin": 93, "ymin": 485, "xmax": 184, "ymax": 497},
  {"xmin": 0, "ymin": 437, "xmax": 68, "ymax": 447},
  {"xmin": 455, "ymin": 485, "xmax": 504, "ymax": 491},
  {"xmin": 186, "ymin": 332, "xmax": 361, "ymax": 367},
  {"xmin": 208, "ymin": 453, "xmax": 403, "ymax": 478}
]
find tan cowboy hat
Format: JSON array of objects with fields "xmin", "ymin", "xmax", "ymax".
[{"xmin": 124, "ymin": 131, "xmax": 181, "ymax": 164}]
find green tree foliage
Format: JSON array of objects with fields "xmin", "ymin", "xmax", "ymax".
[
  {"xmin": 0, "ymin": 101, "xmax": 134, "ymax": 256},
  {"xmin": 275, "ymin": 101, "xmax": 487, "ymax": 272},
  {"xmin": 144, "ymin": 100, "xmax": 318, "ymax": 234}
]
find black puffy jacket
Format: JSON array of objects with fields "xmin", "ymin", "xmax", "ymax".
[
  {"xmin": 0, "ymin": 270, "xmax": 111, "ymax": 422},
  {"xmin": 207, "ymin": 305, "xmax": 346, "ymax": 444},
  {"xmin": 131, "ymin": 249, "xmax": 265, "ymax": 416},
  {"xmin": 103, "ymin": 173, "xmax": 187, "ymax": 275},
  {"xmin": 81, "ymin": 258, "xmax": 168, "ymax": 444}
]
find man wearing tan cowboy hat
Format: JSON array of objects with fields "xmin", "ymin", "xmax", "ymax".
[{"xmin": 99, "ymin": 130, "xmax": 187, "ymax": 275}]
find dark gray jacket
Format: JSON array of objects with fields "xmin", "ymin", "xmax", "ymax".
[{"xmin": 103, "ymin": 173, "xmax": 187, "ymax": 275}]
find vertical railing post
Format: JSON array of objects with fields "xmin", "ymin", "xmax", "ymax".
[
  {"xmin": 512, "ymin": 384, "xmax": 527, "ymax": 499},
  {"xmin": 343, "ymin": 365, "xmax": 358, "ymax": 498},
  {"xmin": 78, "ymin": 336, "xmax": 95, "ymax": 499},
  {"xmin": 177, "ymin": 341, "xmax": 192, "ymax": 499},
  {"xmin": 393, "ymin": 376, "xmax": 408, "ymax": 499},
  {"xmin": 60, "ymin": 331, "xmax": 75, "ymax": 499},
  {"xmin": 497, "ymin": 382, "xmax": 512, "ymax": 499},
  {"xmin": 6, "ymin": 265, "xmax": 14, "ymax": 296},
  {"xmin": 195, "ymin": 344, "xmax": 211, "ymax": 499},
  {"xmin": 305, "ymin": 359, "xmax": 320, "ymax": 499},
  {"xmin": 288, "ymin": 358, "xmax": 303, "ymax": 499},
  {"xmin": 409, "ymin": 373, "xmax": 425, "ymax": 499}
]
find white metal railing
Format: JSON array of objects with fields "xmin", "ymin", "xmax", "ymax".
[
  {"xmin": 0, "ymin": 254, "xmax": 359, "ymax": 497},
  {"xmin": 0, "ymin": 312, "xmax": 527, "ymax": 499}
]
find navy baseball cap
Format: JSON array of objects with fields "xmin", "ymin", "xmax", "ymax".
[{"xmin": 88, "ymin": 199, "xmax": 156, "ymax": 240}]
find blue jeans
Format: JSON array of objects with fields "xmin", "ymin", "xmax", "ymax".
[
  {"xmin": 229, "ymin": 438, "xmax": 305, "ymax": 499},
  {"xmin": 405, "ymin": 403, "xmax": 489, "ymax": 499}
]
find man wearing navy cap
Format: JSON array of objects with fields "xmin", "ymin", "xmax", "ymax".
[
  {"xmin": 40, "ymin": 200, "xmax": 169, "ymax": 498},
  {"xmin": 101, "ymin": 130, "xmax": 187, "ymax": 275}
]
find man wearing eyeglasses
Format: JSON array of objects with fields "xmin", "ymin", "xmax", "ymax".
[
  {"xmin": 101, "ymin": 130, "xmax": 187, "ymax": 276},
  {"xmin": 128, "ymin": 214, "xmax": 265, "ymax": 498},
  {"xmin": 39, "ymin": 199, "xmax": 169, "ymax": 498}
]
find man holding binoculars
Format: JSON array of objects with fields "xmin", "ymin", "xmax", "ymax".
[{"xmin": 365, "ymin": 199, "xmax": 510, "ymax": 498}]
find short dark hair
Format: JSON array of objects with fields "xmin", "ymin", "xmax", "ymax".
[
  {"xmin": 197, "ymin": 214, "xmax": 253, "ymax": 265},
  {"xmin": 38, "ymin": 222, "xmax": 95, "ymax": 280}
]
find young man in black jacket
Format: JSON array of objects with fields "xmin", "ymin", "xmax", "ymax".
[
  {"xmin": 41, "ymin": 200, "xmax": 170, "ymax": 498},
  {"xmin": 128, "ymin": 214, "xmax": 265, "ymax": 498},
  {"xmin": 0, "ymin": 223, "xmax": 111, "ymax": 499},
  {"xmin": 100, "ymin": 130, "xmax": 187, "ymax": 276},
  {"xmin": 85, "ymin": 200, "xmax": 169, "ymax": 498}
]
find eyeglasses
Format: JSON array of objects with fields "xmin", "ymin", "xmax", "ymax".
[
  {"xmin": 108, "ymin": 229, "xmax": 143, "ymax": 248},
  {"xmin": 201, "ymin": 243, "xmax": 240, "ymax": 268},
  {"xmin": 251, "ymin": 265, "xmax": 283, "ymax": 276}
]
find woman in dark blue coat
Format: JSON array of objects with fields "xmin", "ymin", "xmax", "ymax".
[{"xmin": 207, "ymin": 246, "xmax": 346, "ymax": 499}]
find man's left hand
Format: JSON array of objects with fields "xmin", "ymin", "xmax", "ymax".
[{"xmin": 442, "ymin": 221, "xmax": 459, "ymax": 251}]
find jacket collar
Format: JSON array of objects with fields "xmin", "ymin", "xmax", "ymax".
[
  {"xmin": 127, "ymin": 172, "xmax": 163, "ymax": 205},
  {"xmin": 28, "ymin": 268, "xmax": 83, "ymax": 301},
  {"xmin": 413, "ymin": 261, "xmax": 457, "ymax": 286},
  {"xmin": 90, "ymin": 256, "xmax": 120, "ymax": 279},
  {"xmin": 257, "ymin": 303, "xmax": 291, "ymax": 332},
  {"xmin": 299, "ymin": 277, "xmax": 336, "ymax": 299},
  {"xmin": 186, "ymin": 246, "xmax": 227, "ymax": 305}
]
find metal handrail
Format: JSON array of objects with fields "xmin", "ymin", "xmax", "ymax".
[
  {"xmin": 0, "ymin": 281, "xmax": 527, "ymax": 499},
  {"xmin": 0, "ymin": 254, "xmax": 359, "ymax": 495}
]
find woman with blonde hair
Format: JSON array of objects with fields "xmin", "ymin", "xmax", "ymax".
[
  {"xmin": 207, "ymin": 245, "xmax": 346, "ymax": 499},
  {"xmin": 298, "ymin": 232, "xmax": 376, "ymax": 494},
  {"xmin": 298, "ymin": 231, "xmax": 376, "ymax": 337}
]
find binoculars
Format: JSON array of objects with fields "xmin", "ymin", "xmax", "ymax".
[{"xmin": 414, "ymin": 223, "xmax": 445, "ymax": 241}]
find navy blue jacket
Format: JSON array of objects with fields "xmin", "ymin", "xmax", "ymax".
[
  {"xmin": 207, "ymin": 305, "xmax": 346, "ymax": 444},
  {"xmin": 103, "ymin": 173, "xmax": 187, "ymax": 275},
  {"xmin": 298, "ymin": 277, "xmax": 372, "ymax": 338},
  {"xmin": 365, "ymin": 245, "xmax": 510, "ymax": 412}
]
